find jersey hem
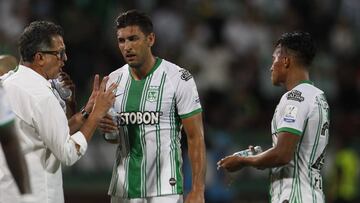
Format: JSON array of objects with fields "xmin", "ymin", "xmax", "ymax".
[
  {"xmin": 277, "ymin": 127, "xmax": 302, "ymax": 136},
  {"xmin": 179, "ymin": 108, "xmax": 202, "ymax": 119}
]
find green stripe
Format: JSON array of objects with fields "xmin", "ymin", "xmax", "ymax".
[
  {"xmin": 269, "ymin": 170, "xmax": 273, "ymax": 202},
  {"xmin": 269, "ymin": 111, "xmax": 277, "ymax": 202},
  {"xmin": 309, "ymin": 97, "xmax": 323, "ymax": 203},
  {"xmin": 139, "ymin": 75, "xmax": 152, "ymax": 197},
  {"xmin": 291, "ymin": 118, "xmax": 307, "ymax": 203},
  {"xmin": 279, "ymin": 169, "xmax": 283, "ymax": 201},
  {"xmin": 169, "ymin": 96, "xmax": 176, "ymax": 193},
  {"xmin": 174, "ymin": 115, "xmax": 183, "ymax": 193},
  {"xmin": 298, "ymin": 119, "xmax": 308, "ymax": 203},
  {"xmin": 126, "ymin": 77, "xmax": 146, "ymax": 198},
  {"xmin": 289, "ymin": 156, "xmax": 296, "ymax": 201},
  {"xmin": 169, "ymin": 95, "xmax": 183, "ymax": 194},
  {"xmin": 123, "ymin": 126, "xmax": 130, "ymax": 197},
  {"xmin": 111, "ymin": 76, "xmax": 131, "ymax": 196},
  {"xmin": 155, "ymin": 73, "xmax": 166, "ymax": 195},
  {"xmin": 277, "ymin": 127, "xmax": 302, "ymax": 136},
  {"xmin": 179, "ymin": 108, "xmax": 202, "ymax": 119},
  {"xmin": 122, "ymin": 76, "xmax": 132, "ymax": 197},
  {"xmin": 289, "ymin": 140, "xmax": 300, "ymax": 201},
  {"xmin": 109, "ymin": 147, "xmax": 119, "ymax": 195}
]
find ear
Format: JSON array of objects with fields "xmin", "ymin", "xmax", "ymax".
[
  {"xmin": 34, "ymin": 52, "xmax": 45, "ymax": 66},
  {"xmin": 147, "ymin": 33, "xmax": 155, "ymax": 47},
  {"xmin": 283, "ymin": 56, "xmax": 290, "ymax": 69}
]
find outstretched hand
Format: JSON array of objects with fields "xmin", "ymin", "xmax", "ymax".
[
  {"xmin": 91, "ymin": 76, "xmax": 117, "ymax": 119},
  {"xmin": 84, "ymin": 74, "xmax": 100, "ymax": 113}
]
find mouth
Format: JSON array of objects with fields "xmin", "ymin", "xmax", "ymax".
[{"xmin": 125, "ymin": 54, "xmax": 136, "ymax": 61}]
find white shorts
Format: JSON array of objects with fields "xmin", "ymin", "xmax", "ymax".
[{"xmin": 111, "ymin": 194, "xmax": 183, "ymax": 203}]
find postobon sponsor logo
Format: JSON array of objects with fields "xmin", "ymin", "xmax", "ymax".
[{"xmin": 118, "ymin": 111, "xmax": 161, "ymax": 125}]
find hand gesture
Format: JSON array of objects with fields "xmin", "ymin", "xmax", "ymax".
[
  {"xmin": 83, "ymin": 74, "xmax": 100, "ymax": 113},
  {"xmin": 91, "ymin": 76, "xmax": 117, "ymax": 119}
]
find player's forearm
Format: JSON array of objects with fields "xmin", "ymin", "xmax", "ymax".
[
  {"xmin": 245, "ymin": 147, "xmax": 292, "ymax": 169},
  {"xmin": 187, "ymin": 136, "xmax": 206, "ymax": 191}
]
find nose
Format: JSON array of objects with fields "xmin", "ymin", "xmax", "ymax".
[
  {"xmin": 62, "ymin": 53, "xmax": 68, "ymax": 62},
  {"xmin": 124, "ymin": 40, "xmax": 132, "ymax": 52}
]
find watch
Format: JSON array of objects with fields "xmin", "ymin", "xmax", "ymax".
[{"xmin": 80, "ymin": 107, "xmax": 89, "ymax": 119}]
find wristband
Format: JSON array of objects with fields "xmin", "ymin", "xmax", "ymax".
[{"xmin": 80, "ymin": 107, "xmax": 89, "ymax": 119}]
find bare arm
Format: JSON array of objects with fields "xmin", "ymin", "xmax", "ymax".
[
  {"xmin": 67, "ymin": 75, "xmax": 102, "ymax": 135},
  {"xmin": 182, "ymin": 113, "xmax": 206, "ymax": 203},
  {"xmin": 218, "ymin": 131, "xmax": 300, "ymax": 172},
  {"xmin": 0, "ymin": 123, "xmax": 31, "ymax": 194}
]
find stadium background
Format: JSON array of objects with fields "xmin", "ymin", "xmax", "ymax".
[{"xmin": 1, "ymin": 0, "xmax": 359, "ymax": 202}]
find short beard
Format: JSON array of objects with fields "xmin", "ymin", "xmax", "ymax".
[{"xmin": 128, "ymin": 61, "xmax": 142, "ymax": 70}]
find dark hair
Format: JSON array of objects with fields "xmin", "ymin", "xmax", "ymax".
[
  {"xmin": 115, "ymin": 10, "xmax": 153, "ymax": 35},
  {"xmin": 18, "ymin": 21, "xmax": 64, "ymax": 62},
  {"xmin": 276, "ymin": 31, "xmax": 316, "ymax": 66}
]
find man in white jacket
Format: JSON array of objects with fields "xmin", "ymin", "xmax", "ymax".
[{"xmin": 2, "ymin": 21, "xmax": 117, "ymax": 203}]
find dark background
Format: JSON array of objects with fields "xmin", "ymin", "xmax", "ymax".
[{"xmin": 1, "ymin": 0, "xmax": 359, "ymax": 202}]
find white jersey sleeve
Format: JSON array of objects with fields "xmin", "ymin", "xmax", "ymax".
[
  {"xmin": 0, "ymin": 84, "xmax": 14, "ymax": 127},
  {"xmin": 276, "ymin": 88, "xmax": 310, "ymax": 136},
  {"xmin": 174, "ymin": 68, "xmax": 202, "ymax": 119}
]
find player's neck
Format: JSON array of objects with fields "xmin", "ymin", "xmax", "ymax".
[
  {"xmin": 284, "ymin": 66, "xmax": 309, "ymax": 90},
  {"xmin": 130, "ymin": 55, "xmax": 156, "ymax": 80}
]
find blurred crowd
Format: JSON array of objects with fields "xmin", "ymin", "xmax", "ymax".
[{"xmin": 1, "ymin": 0, "xmax": 359, "ymax": 202}]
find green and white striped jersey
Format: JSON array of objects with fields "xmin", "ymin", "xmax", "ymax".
[
  {"xmin": 270, "ymin": 81, "xmax": 329, "ymax": 203},
  {"xmin": 107, "ymin": 58, "xmax": 202, "ymax": 198}
]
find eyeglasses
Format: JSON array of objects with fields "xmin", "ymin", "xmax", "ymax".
[{"xmin": 38, "ymin": 49, "xmax": 66, "ymax": 61}]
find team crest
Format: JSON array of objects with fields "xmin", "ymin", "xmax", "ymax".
[{"xmin": 146, "ymin": 86, "xmax": 159, "ymax": 102}]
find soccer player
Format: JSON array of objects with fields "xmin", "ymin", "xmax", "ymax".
[
  {"xmin": 100, "ymin": 10, "xmax": 206, "ymax": 203},
  {"xmin": 2, "ymin": 21, "xmax": 117, "ymax": 203},
  {"xmin": 217, "ymin": 31, "xmax": 330, "ymax": 203}
]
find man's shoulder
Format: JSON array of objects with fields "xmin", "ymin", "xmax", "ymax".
[
  {"xmin": 159, "ymin": 59, "xmax": 194, "ymax": 82},
  {"xmin": 159, "ymin": 59, "xmax": 182, "ymax": 72},
  {"xmin": 108, "ymin": 65, "xmax": 128, "ymax": 79},
  {"xmin": 282, "ymin": 83, "xmax": 324, "ymax": 105},
  {"xmin": 4, "ymin": 72, "xmax": 53, "ymax": 103}
]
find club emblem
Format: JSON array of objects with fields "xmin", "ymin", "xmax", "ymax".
[{"xmin": 147, "ymin": 86, "xmax": 159, "ymax": 102}]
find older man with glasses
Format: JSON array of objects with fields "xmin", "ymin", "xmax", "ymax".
[{"xmin": 2, "ymin": 21, "xmax": 117, "ymax": 203}]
